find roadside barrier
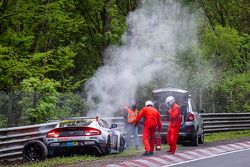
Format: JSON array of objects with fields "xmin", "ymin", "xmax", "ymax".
[
  {"xmin": 201, "ymin": 113, "xmax": 250, "ymax": 133},
  {"xmin": 0, "ymin": 113, "xmax": 250, "ymax": 161},
  {"xmin": 0, "ymin": 122, "xmax": 58, "ymax": 161}
]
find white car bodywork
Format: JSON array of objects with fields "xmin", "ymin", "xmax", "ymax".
[{"xmin": 43, "ymin": 117, "xmax": 126, "ymax": 156}]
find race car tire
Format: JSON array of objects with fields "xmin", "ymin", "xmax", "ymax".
[
  {"xmin": 104, "ymin": 136, "xmax": 111, "ymax": 155},
  {"xmin": 119, "ymin": 136, "xmax": 126, "ymax": 152},
  {"xmin": 22, "ymin": 140, "xmax": 48, "ymax": 161}
]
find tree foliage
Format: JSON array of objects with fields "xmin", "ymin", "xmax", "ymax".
[
  {"xmin": 198, "ymin": 0, "xmax": 250, "ymax": 112},
  {"xmin": 0, "ymin": 0, "xmax": 249, "ymax": 127},
  {"xmin": 0, "ymin": 0, "xmax": 134, "ymax": 126}
]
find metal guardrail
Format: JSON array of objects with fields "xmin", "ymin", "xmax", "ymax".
[
  {"xmin": 0, "ymin": 122, "xmax": 58, "ymax": 161},
  {"xmin": 0, "ymin": 117, "xmax": 124, "ymax": 161},
  {"xmin": 0, "ymin": 113, "xmax": 250, "ymax": 161},
  {"xmin": 201, "ymin": 113, "xmax": 250, "ymax": 133}
]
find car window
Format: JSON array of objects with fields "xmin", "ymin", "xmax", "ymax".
[
  {"xmin": 180, "ymin": 105, "xmax": 187, "ymax": 115},
  {"xmin": 98, "ymin": 120, "xmax": 104, "ymax": 127},
  {"xmin": 101, "ymin": 119, "xmax": 110, "ymax": 128},
  {"xmin": 190, "ymin": 99, "xmax": 198, "ymax": 113},
  {"xmin": 153, "ymin": 92, "xmax": 188, "ymax": 105}
]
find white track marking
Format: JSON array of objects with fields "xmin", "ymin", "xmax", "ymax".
[
  {"xmin": 227, "ymin": 143, "xmax": 243, "ymax": 149},
  {"xmin": 135, "ymin": 159, "xmax": 159, "ymax": 167},
  {"xmin": 185, "ymin": 150, "xmax": 204, "ymax": 157},
  {"xmin": 105, "ymin": 165, "xmax": 122, "ymax": 167},
  {"xmin": 175, "ymin": 153, "xmax": 194, "ymax": 159},
  {"xmin": 162, "ymin": 148, "xmax": 250, "ymax": 167},
  {"xmin": 148, "ymin": 157, "xmax": 171, "ymax": 165},
  {"xmin": 207, "ymin": 147, "xmax": 224, "ymax": 153},
  {"xmin": 195, "ymin": 149, "xmax": 214, "ymax": 155},
  {"xmin": 217, "ymin": 145, "xmax": 234, "ymax": 151},
  {"xmin": 235, "ymin": 143, "xmax": 250, "ymax": 148},
  {"xmin": 161, "ymin": 155, "xmax": 183, "ymax": 162},
  {"xmin": 121, "ymin": 161, "xmax": 144, "ymax": 167}
]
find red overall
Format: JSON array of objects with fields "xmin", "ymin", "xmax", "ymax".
[
  {"xmin": 134, "ymin": 106, "xmax": 162, "ymax": 153},
  {"xmin": 167, "ymin": 103, "xmax": 181, "ymax": 153}
]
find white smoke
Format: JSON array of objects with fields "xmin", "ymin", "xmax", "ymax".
[{"xmin": 85, "ymin": 0, "xmax": 204, "ymax": 116}]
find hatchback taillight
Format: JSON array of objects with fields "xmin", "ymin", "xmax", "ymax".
[
  {"xmin": 187, "ymin": 113, "xmax": 195, "ymax": 122},
  {"xmin": 83, "ymin": 128, "xmax": 101, "ymax": 136},
  {"xmin": 47, "ymin": 130, "xmax": 60, "ymax": 138}
]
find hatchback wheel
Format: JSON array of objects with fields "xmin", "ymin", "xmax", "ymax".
[
  {"xmin": 191, "ymin": 132, "xmax": 198, "ymax": 146},
  {"xmin": 198, "ymin": 128, "xmax": 204, "ymax": 144}
]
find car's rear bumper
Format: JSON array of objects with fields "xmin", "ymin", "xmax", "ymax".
[
  {"xmin": 46, "ymin": 140, "xmax": 105, "ymax": 155},
  {"xmin": 178, "ymin": 122, "xmax": 196, "ymax": 140}
]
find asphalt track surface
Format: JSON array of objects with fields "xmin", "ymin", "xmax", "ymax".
[
  {"xmin": 164, "ymin": 148, "xmax": 250, "ymax": 167},
  {"xmin": 104, "ymin": 141, "xmax": 250, "ymax": 167}
]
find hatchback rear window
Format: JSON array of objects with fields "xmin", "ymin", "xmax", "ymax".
[
  {"xmin": 153, "ymin": 91, "xmax": 188, "ymax": 104},
  {"xmin": 153, "ymin": 91, "xmax": 189, "ymax": 115}
]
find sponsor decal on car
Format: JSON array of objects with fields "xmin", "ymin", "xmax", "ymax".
[
  {"xmin": 99, "ymin": 140, "xmax": 106, "ymax": 144},
  {"xmin": 90, "ymin": 136, "xmax": 98, "ymax": 139},
  {"xmin": 58, "ymin": 137, "xmax": 79, "ymax": 141}
]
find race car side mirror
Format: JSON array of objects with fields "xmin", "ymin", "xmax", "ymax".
[{"xmin": 110, "ymin": 124, "xmax": 118, "ymax": 129}]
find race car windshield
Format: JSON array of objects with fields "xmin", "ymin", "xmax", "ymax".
[{"xmin": 59, "ymin": 120, "xmax": 92, "ymax": 127}]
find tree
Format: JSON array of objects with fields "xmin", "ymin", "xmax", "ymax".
[{"xmin": 0, "ymin": 0, "xmax": 80, "ymax": 126}]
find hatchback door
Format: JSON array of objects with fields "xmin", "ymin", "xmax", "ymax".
[{"xmin": 189, "ymin": 99, "xmax": 203, "ymax": 134}]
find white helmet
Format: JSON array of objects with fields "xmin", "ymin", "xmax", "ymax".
[
  {"xmin": 145, "ymin": 100, "xmax": 153, "ymax": 107},
  {"xmin": 165, "ymin": 96, "xmax": 175, "ymax": 106}
]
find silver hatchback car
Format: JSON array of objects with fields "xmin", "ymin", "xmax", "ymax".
[{"xmin": 153, "ymin": 88, "xmax": 204, "ymax": 146}]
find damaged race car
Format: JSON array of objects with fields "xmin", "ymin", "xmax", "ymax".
[{"xmin": 22, "ymin": 117, "xmax": 126, "ymax": 161}]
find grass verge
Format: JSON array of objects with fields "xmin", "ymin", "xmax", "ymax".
[{"xmin": 205, "ymin": 129, "xmax": 250, "ymax": 143}]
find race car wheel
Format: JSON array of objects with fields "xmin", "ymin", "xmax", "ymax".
[
  {"xmin": 22, "ymin": 140, "xmax": 48, "ymax": 161},
  {"xmin": 119, "ymin": 136, "xmax": 126, "ymax": 152},
  {"xmin": 104, "ymin": 136, "xmax": 111, "ymax": 155}
]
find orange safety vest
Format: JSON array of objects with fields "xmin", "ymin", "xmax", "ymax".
[{"xmin": 125, "ymin": 107, "xmax": 138, "ymax": 123}]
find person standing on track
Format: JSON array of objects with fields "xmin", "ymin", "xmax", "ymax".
[
  {"xmin": 123, "ymin": 98, "xmax": 140, "ymax": 150},
  {"xmin": 134, "ymin": 100, "xmax": 162, "ymax": 156},
  {"xmin": 165, "ymin": 96, "xmax": 181, "ymax": 154}
]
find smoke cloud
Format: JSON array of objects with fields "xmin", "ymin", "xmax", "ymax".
[{"xmin": 85, "ymin": 0, "xmax": 209, "ymax": 116}]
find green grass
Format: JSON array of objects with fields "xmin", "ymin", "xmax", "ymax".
[
  {"xmin": 13, "ymin": 148, "xmax": 144, "ymax": 167},
  {"xmin": 205, "ymin": 129, "xmax": 250, "ymax": 143},
  {"xmin": 6, "ymin": 130, "xmax": 250, "ymax": 167}
]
